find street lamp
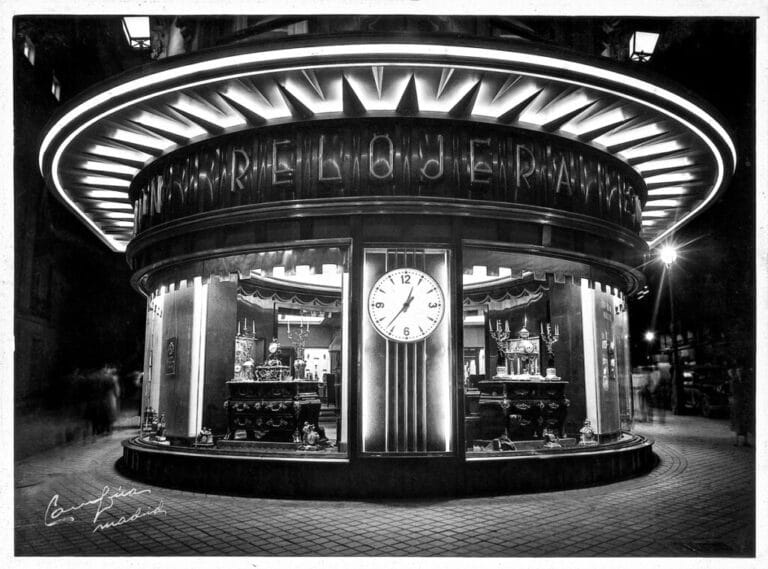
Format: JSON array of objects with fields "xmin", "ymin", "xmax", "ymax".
[
  {"xmin": 644, "ymin": 331, "xmax": 656, "ymax": 343},
  {"xmin": 660, "ymin": 245, "xmax": 677, "ymax": 266},
  {"xmin": 629, "ymin": 31, "xmax": 660, "ymax": 63},
  {"xmin": 659, "ymin": 244, "xmax": 683, "ymax": 414},
  {"xmin": 644, "ymin": 330, "xmax": 655, "ymax": 363},
  {"xmin": 122, "ymin": 17, "xmax": 151, "ymax": 49}
]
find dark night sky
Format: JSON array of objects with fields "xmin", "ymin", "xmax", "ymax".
[{"xmin": 623, "ymin": 19, "xmax": 756, "ymax": 363}]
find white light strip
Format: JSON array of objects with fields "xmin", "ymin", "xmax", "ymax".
[
  {"xmin": 148, "ymin": 291, "xmax": 164, "ymax": 410},
  {"xmin": 93, "ymin": 201, "xmax": 133, "ymax": 210},
  {"xmin": 219, "ymin": 85, "xmax": 290, "ymax": 120},
  {"xmin": 439, "ymin": 253, "xmax": 451, "ymax": 452},
  {"xmin": 619, "ymin": 139, "xmax": 684, "ymax": 160},
  {"xmin": 40, "ymin": 43, "xmax": 735, "ymax": 250},
  {"xmin": 88, "ymin": 143, "xmax": 152, "ymax": 162},
  {"xmin": 521, "ymin": 90, "xmax": 594, "ymax": 126},
  {"xmin": 101, "ymin": 211, "xmax": 134, "ymax": 219},
  {"xmin": 133, "ymin": 110, "xmax": 206, "ymax": 139},
  {"xmin": 595, "ymin": 123, "xmax": 665, "ymax": 148},
  {"xmin": 81, "ymin": 161, "xmax": 140, "ymax": 176},
  {"xmin": 634, "ymin": 156, "xmax": 693, "ymax": 173},
  {"xmin": 341, "ymin": 271, "xmax": 349, "ymax": 446},
  {"xmin": 189, "ymin": 276, "xmax": 206, "ymax": 437},
  {"xmin": 647, "ymin": 187, "xmax": 691, "ymax": 197},
  {"xmin": 562, "ymin": 106, "xmax": 629, "ymax": 137},
  {"xmin": 173, "ymin": 95, "xmax": 245, "ymax": 129},
  {"xmin": 85, "ymin": 189, "xmax": 130, "ymax": 199},
  {"xmin": 642, "ymin": 210, "xmax": 671, "ymax": 218},
  {"xmin": 81, "ymin": 175, "xmax": 131, "ymax": 188},
  {"xmin": 278, "ymin": 314, "xmax": 325, "ymax": 325},
  {"xmin": 41, "ymin": 43, "xmax": 736, "ymax": 168},
  {"xmin": 113, "ymin": 128, "xmax": 172, "ymax": 150},
  {"xmin": 645, "ymin": 199, "xmax": 681, "ymax": 208},
  {"xmin": 644, "ymin": 171, "xmax": 696, "ymax": 185},
  {"xmin": 580, "ymin": 279, "xmax": 600, "ymax": 433}
]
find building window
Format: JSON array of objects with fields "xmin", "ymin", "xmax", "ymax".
[
  {"xmin": 51, "ymin": 74, "xmax": 61, "ymax": 101},
  {"xmin": 23, "ymin": 36, "xmax": 35, "ymax": 65},
  {"xmin": 268, "ymin": 20, "xmax": 309, "ymax": 36},
  {"xmin": 285, "ymin": 21, "xmax": 308, "ymax": 35}
]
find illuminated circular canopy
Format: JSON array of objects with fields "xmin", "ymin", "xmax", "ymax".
[{"xmin": 39, "ymin": 35, "xmax": 735, "ymax": 252}]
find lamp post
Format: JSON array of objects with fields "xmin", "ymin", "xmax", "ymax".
[{"xmin": 660, "ymin": 245, "xmax": 683, "ymax": 414}]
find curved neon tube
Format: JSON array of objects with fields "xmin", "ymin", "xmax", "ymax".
[{"xmin": 40, "ymin": 43, "xmax": 735, "ymax": 250}]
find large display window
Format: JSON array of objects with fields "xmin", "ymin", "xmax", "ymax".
[
  {"xmin": 140, "ymin": 245, "xmax": 350, "ymax": 455},
  {"xmin": 462, "ymin": 246, "xmax": 630, "ymax": 455},
  {"xmin": 138, "ymin": 241, "xmax": 632, "ymax": 461}
]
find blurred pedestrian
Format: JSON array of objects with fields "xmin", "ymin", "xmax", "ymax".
[
  {"xmin": 639, "ymin": 379, "xmax": 653, "ymax": 422},
  {"xmin": 83, "ymin": 365, "xmax": 121, "ymax": 435},
  {"xmin": 729, "ymin": 363, "xmax": 751, "ymax": 447},
  {"xmin": 656, "ymin": 363, "xmax": 672, "ymax": 410},
  {"xmin": 652, "ymin": 379, "xmax": 667, "ymax": 423}
]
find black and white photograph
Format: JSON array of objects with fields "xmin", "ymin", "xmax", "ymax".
[{"xmin": 4, "ymin": 0, "xmax": 764, "ymax": 563}]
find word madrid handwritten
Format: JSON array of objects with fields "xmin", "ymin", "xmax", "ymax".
[{"xmin": 45, "ymin": 485, "xmax": 167, "ymax": 533}]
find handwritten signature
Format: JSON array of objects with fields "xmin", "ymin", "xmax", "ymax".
[{"xmin": 45, "ymin": 485, "xmax": 167, "ymax": 533}]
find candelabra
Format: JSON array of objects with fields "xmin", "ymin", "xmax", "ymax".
[
  {"xmin": 286, "ymin": 318, "xmax": 310, "ymax": 379},
  {"xmin": 488, "ymin": 318, "xmax": 511, "ymax": 374},
  {"xmin": 489, "ymin": 317, "xmax": 511, "ymax": 354},
  {"xmin": 540, "ymin": 322, "xmax": 560, "ymax": 379}
]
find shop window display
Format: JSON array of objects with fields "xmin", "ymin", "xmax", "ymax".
[
  {"xmin": 140, "ymin": 246, "xmax": 349, "ymax": 455},
  {"xmin": 462, "ymin": 247, "xmax": 629, "ymax": 454}
]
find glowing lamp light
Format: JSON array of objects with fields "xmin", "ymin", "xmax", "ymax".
[
  {"xmin": 463, "ymin": 313, "xmax": 485, "ymax": 325},
  {"xmin": 644, "ymin": 331, "xmax": 656, "ymax": 343},
  {"xmin": 278, "ymin": 314, "xmax": 325, "ymax": 325},
  {"xmin": 629, "ymin": 32, "xmax": 660, "ymax": 63},
  {"xmin": 659, "ymin": 244, "xmax": 678, "ymax": 266},
  {"xmin": 122, "ymin": 17, "xmax": 151, "ymax": 50}
]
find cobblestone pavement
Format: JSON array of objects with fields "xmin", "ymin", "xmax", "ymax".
[{"xmin": 13, "ymin": 412, "xmax": 758, "ymax": 558}]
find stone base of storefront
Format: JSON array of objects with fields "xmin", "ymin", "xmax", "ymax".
[{"xmin": 119, "ymin": 434, "xmax": 655, "ymax": 498}]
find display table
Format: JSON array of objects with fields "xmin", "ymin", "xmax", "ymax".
[
  {"xmin": 224, "ymin": 380, "xmax": 321, "ymax": 442},
  {"xmin": 477, "ymin": 378, "xmax": 569, "ymax": 440}
]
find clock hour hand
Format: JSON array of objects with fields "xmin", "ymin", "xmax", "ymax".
[
  {"xmin": 387, "ymin": 286, "xmax": 415, "ymax": 327},
  {"xmin": 401, "ymin": 287, "xmax": 415, "ymax": 311}
]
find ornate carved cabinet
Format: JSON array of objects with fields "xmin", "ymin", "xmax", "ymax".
[
  {"xmin": 477, "ymin": 379, "xmax": 569, "ymax": 440},
  {"xmin": 225, "ymin": 380, "xmax": 321, "ymax": 442}
]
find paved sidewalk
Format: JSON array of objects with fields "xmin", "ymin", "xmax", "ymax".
[{"xmin": 14, "ymin": 412, "xmax": 757, "ymax": 557}]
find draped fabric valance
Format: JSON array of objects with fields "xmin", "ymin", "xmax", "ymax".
[
  {"xmin": 463, "ymin": 279, "xmax": 550, "ymax": 310},
  {"xmin": 147, "ymin": 246, "xmax": 348, "ymax": 293},
  {"xmin": 237, "ymin": 278, "xmax": 342, "ymax": 309}
]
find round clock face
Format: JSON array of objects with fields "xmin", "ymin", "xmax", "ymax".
[
  {"xmin": 368, "ymin": 268, "xmax": 445, "ymax": 343},
  {"xmin": 522, "ymin": 340, "xmax": 535, "ymax": 354}
]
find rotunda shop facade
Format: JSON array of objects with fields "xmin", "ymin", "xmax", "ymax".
[{"xmin": 40, "ymin": 35, "xmax": 735, "ymax": 496}]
